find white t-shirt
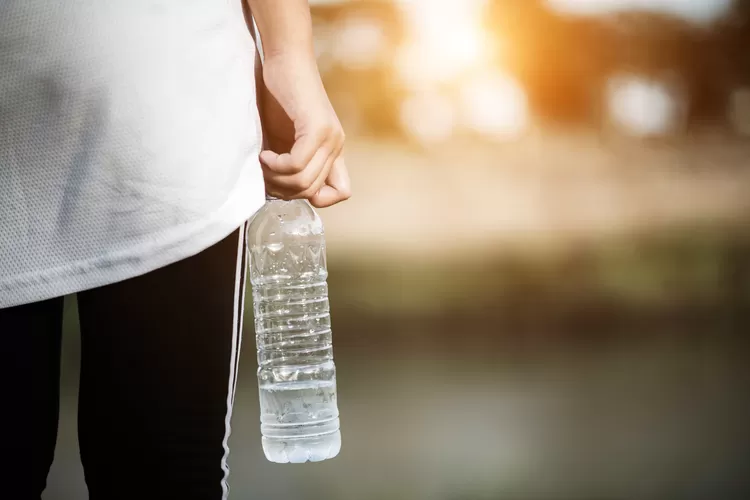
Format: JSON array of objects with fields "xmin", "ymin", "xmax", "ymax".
[{"xmin": 0, "ymin": 1, "xmax": 265, "ymax": 308}]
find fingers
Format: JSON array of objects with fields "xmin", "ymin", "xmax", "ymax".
[
  {"xmin": 309, "ymin": 157, "xmax": 351, "ymax": 209},
  {"xmin": 262, "ymin": 116, "xmax": 346, "ymax": 202},
  {"xmin": 263, "ymin": 147, "xmax": 334, "ymax": 200},
  {"xmin": 264, "ymin": 152, "xmax": 351, "ymax": 208},
  {"xmin": 260, "ymin": 126, "xmax": 325, "ymax": 176}
]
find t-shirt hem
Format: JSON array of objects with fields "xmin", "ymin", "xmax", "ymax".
[{"xmin": 0, "ymin": 185, "xmax": 265, "ymax": 309}]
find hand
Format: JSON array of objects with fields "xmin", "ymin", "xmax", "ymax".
[{"xmin": 257, "ymin": 52, "xmax": 351, "ymax": 208}]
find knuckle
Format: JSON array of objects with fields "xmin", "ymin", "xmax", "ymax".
[
  {"xmin": 320, "ymin": 123, "xmax": 334, "ymax": 139},
  {"xmin": 330, "ymin": 126, "xmax": 344, "ymax": 145},
  {"xmin": 313, "ymin": 123, "xmax": 331, "ymax": 142}
]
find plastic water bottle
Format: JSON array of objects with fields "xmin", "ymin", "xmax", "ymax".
[{"xmin": 248, "ymin": 198, "xmax": 341, "ymax": 463}]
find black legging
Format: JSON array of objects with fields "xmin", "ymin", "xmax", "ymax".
[{"xmin": 0, "ymin": 224, "xmax": 248, "ymax": 500}]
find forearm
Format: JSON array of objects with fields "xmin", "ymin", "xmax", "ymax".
[
  {"xmin": 246, "ymin": 2, "xmax": 350, "ymax": 208},
  {"xmin": 245, "ymin": 0, "xmax": 315, "ymax": 60}
]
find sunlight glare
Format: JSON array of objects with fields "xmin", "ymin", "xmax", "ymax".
[
  {"xmin": 606, "ymin": 75, "xmax": 685, "ymax": 136},
  {"xmin": 396, "ymin": 0, "xmax": 489, "ymax": 86},
  {"xmin": 461, "ymin": 72, "xmax": 530, "ymax": 140}
]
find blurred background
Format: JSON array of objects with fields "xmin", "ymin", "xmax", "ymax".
[{"xmin": 47, "ymin": 0, "xmax": 750, "ymax": 499}]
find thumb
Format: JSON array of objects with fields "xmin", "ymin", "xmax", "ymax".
[{"xmin": 310, "ymin": 157, "xmax": 351, "ymax": 208}]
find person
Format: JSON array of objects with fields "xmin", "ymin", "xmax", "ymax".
[{"xmin": 0, "ymin": 1, "xmax": 350, "ymax": 498}]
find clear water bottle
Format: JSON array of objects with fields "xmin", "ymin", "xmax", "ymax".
[{"xmin": 248, "ymin": 198, "xmax": 341, "ymax": 463}]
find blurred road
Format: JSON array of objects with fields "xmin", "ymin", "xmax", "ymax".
[{"xmin": 47, "ymin": 304, "xmax": 750, "ymax": 500}]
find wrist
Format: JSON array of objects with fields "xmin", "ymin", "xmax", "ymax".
[{"xmin": 262, "ymin": 50, "xmax": 323, "ymax": 96}]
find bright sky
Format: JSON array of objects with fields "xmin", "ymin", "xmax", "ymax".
[{"xmin": 545, "ymin": 0, "xmax": 734, "ymax": 23}]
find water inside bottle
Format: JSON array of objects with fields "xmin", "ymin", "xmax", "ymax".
[{"xmin": 259, "ymin": 380, "xmax": 341, "ymax": 463}]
